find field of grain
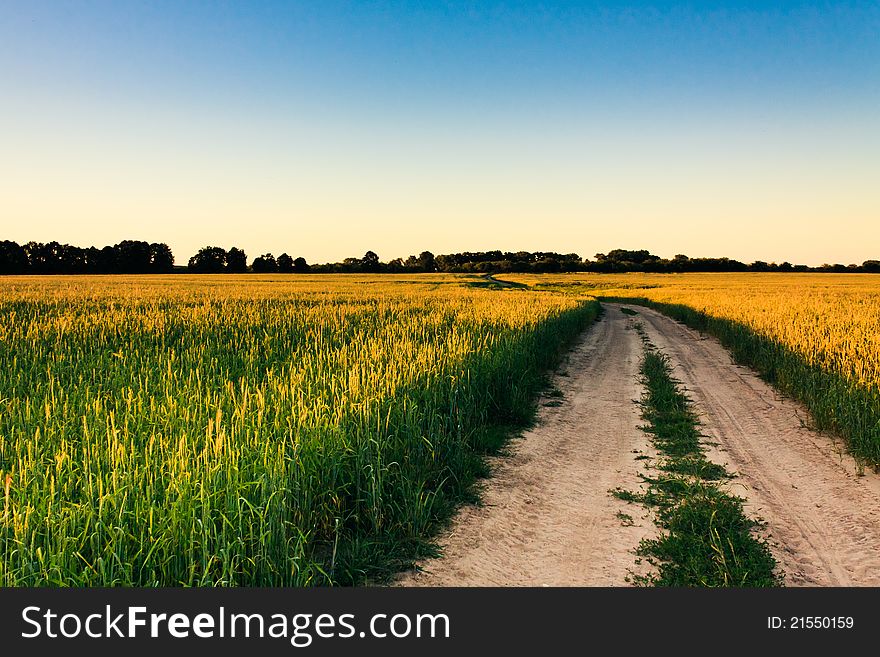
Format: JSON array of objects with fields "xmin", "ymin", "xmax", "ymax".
[
  {"xmin": 507, "ymin": 273, "xmax": 880, "ymax": 464},
  {"xmin": 0, "ymin": 274, "xmax": 598, "ymax": 586},
  {"xmin": 4, "ymin": 271, "xmax": 879, "ymax": 588}
]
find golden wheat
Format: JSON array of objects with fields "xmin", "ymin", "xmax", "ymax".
[{"xmin": 0, "ymin": 273, "xmax": 597, "ymax": 586}]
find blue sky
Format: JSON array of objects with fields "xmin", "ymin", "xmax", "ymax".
[{"xmin": 2, "ymin": 1, "xmax": 878, "ymax": 264}]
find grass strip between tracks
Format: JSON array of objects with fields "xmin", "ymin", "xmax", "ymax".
[{"xmin": 614, "ymin": 321, "xmax": 781, "ymax": 587}]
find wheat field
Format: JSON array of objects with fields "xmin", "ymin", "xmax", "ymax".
[{"xmin": 0, "ymin": 274, "xmax": 598, "ymax": 586}]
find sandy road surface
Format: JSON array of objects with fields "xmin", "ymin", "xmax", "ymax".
[
  {"xmin": 398, "ymin": 306, "xmax": 656, "ymax": 586},
  {"xmin": 632, "ymin": 304, "xmax": 880, "ymax": 586},
  {"xmin": 399, "ymin": 302, "xmax": 880, "ymax": 587}
]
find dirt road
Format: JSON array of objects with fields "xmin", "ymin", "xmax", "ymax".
[
  {"xmin": 398, "ymin": 302, "xmax": 880, "ymax": 587},
  {"xmin": 398, "ymin": 306, "xmax": 655, "ymax": 586}
]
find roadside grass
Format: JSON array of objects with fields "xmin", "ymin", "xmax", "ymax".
[
  {"xmin": 600, "ymin": 295, "xmax": 880, "ymax": 470},
  {"xmin": 615, "ymin": 325, "xmax": 781, "ymax": 587}
]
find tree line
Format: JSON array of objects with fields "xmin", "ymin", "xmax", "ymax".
[
  {"xmin": 0, "ymin": 240, "xmax": 174, "ymax": 274},
  {"xmin": 187, "ymin": 246, "xmax": 311, "ymax": 273},
  {"xmin": 2, "ymin": 240, "xmax": 879, "ymax": 274},
  {"xmin": 584, "ymin": 249, "xmax": 880, "ymax": 274},
  {"xmin": 307, "ymin": 248, "xmax": 880, "ymax": 274},
  {"xmin": 0, "ymin": 241, "xmax": 314, "ymax": 275}
]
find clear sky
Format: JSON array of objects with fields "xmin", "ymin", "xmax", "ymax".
[{"xmin": 1, "ymin": 1, "xmax": 878, "ymax": 266}]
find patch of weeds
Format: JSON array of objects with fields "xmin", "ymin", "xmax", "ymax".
[
  {"xmin": 660, "ymin": 456, "xmax": 730, "ymax": 481},
  {"xmin": 615, "ymin": 340, "xmax": 781, "ymax": 587},
  {"xmin": 611, "ymin": 487, "xmax": 667, "ymax": 507},
  {"xmin": 620, "ymin": 307, "xmax": 639, "ymax": 316},
  {"xmin": 616, "ymin": 511, "xmax": 635, "ymax": 527},
  {"xmin": 632, "ymin": 485, "xmax": 777, "ymax": 587},
  {"xmin": 611, "ymin": 487, "xmax": 642, "ymax": 503}
]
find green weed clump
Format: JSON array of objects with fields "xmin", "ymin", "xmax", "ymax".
[{"xmin": 624, "ymin": 343, "xmax": 780, "ymax": 587}]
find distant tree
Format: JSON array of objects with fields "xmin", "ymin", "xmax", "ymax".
[
  {"xmin": 23, "ymin": 241, "xmax": 46, "ymax": 273},
  {"xmin": 666, "ymin": 254, "xmax": 690, "ymax": 272},
  {"xmin": 342, "ymin": 257, "xmax": 361, "ymax": 272},
  {"xmin": 863, "ymin": 260, "xmax": 880, "ymax": 273},
  {"xmin": 434, "ymin": 254, "xmax": 455, "ymax": 271},
  {"xmin": 59, "ymin": 243, "xmax": 86, "ymax": 273},
  {"xmin": 629, "ymin": 250, "xmax": 656, "ymax": 263},
  {"xmin": 0, "ymin": 240, "xmax": 28, "ymax": 274},
  {"xmin": 603, "ymin": 249, "xmax": 658, "ymax": 268},
  {"xmin": 559, "ymin": 253, "xmax": 582, "ymax": 272},
  {"xmin": 115, "ymin": 240, "xmax": 152, "ymax": 273},
  {"xmin": 252, "ymin": 253, "xmax": 278, "ymax": 273},
  {"xmin": 24, "ymin": 241, "xmax": 60, "ymax": 274},
  {"xmin": 361, "ymin": 250, "xmax": 380, "ymax": 273},
  {"xmin": 226, "ymin": 247, "xmax": 248, "ymax": 273},
  {"xmin": 534, "ymin": 257, "xmax": 561, "ymax": 273},
  {"xmin": 417, "ymin": 251, "xmax": 436, "ymax": 272},
  {"xmin": 83, "ymin": 246, "xmax": 103, "ymax": 273},
  {"xmin": 277, "ymin": 253, "xmax": 294, "ymax": 273},
  {"xmin": 149, "ymin": 243, "xmax": 175, "ymax": 272},
  {"xmin": 293, "ymin": 256, "xmax": 310, "ymax": 273},
  {"xmin": 188, "ymin": 246, "xmax": 228, "ymax": 273},
  {"xmin": 97, "ymin": 245, "xmax": 119, "ymax": 273}
]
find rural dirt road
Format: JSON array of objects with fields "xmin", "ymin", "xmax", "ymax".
[
  {"xmin": 398, "ymin": 305, "xmax": 656, "ymax": 586},
  {"xmin": 398, "ymin": 302, "xmax": 880, "ymax": 586}
]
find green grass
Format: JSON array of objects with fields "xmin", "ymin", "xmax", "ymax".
[{"xmin": 617, "ymin": 329, "xmax": 780, "ymax": 587}]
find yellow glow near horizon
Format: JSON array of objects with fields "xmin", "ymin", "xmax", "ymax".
[{"xmin": 2, "ymin": 97, "xmax": 878, "ymax": 267}]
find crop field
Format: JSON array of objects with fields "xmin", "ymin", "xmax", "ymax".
[
  {"xmin": 0, "ymin": 274, "xmax": 598, "ymax": 586},
  {"xmin": 3, "ymin": 271, "xmax": 880, "ymax": 589},
  {"xmin": 507, "ymin": 273, "xmax": 880, "ymax": 465}
]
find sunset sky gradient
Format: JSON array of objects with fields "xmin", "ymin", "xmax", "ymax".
[{"xmin": 2, "ymin": 1, "xmax": 878, "ymax": 265}]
